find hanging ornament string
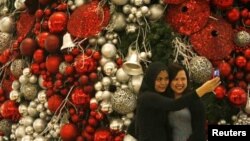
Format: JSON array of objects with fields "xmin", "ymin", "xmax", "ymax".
[
  {"xmin": 172, "ymin": 36, "xmax": 197, "ymax": 72},
  {"xmin": 39, "ymin": 86, "xmax": 76, "ymax": 135}
]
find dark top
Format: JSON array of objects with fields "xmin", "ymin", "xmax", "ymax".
[{"xmin": 135, "ymin": 90, "xmax": 199, "ymax": 141}]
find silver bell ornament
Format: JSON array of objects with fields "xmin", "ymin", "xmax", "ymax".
[
  {"xmin": 122, "ymin": 46, "xmax": 143, "ymax": 75},
  {"xmin": 20, "ymin": 83, "xmax": 38, "ymax": 101},
  {"xmin": 189, "ymin": 56, "xmax": 213, "ymax": 84},
  {"xmin": 128, "ymin": 74, "xmax": 143, "ymax": 94},
  {"xmin": 0, "ymin": 16, "xmax": 15, "ymax": 33},
  {"xmin": 103, "ymin": 61, "xmax": 118, "ymax": 76},
  {"xmin": 111, "ymin": 88, "xmax": 136, "ymax": 114},
  {"xmin": 10, "ymin": 59, "xmax": 28, "ymax": 78},
  {"xmin": 101, "ymin": 43, "xmax": 117, "ymax": 59},
  {"xmin": 60, "ymin": 32, "xmax": 75, "ymax": 50},
  {"xmin": 0, "ymin": 119, "xmax": 12, "ymax": 136},
  {"xmin": 111, "ymin": 0, "xmax": 129, "ymax": 5},
  {"xmin": 116, "ymin": 68, "xmax": 130, "ymax": 83},
  {"xmin": 234, "ymin": 31, "xmax": 250, "ymax": 47},
  {"xmin": 0, "ymin": 32, "xmax": 11, "ymax": 53}
]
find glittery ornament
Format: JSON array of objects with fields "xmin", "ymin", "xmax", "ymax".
[
  {"xmin": 190, "ymin": 18, "xmax": 234, "ymax": 60},
  {"xmin": 74, "ymin": 54, "xmax": 97, "ymax": 74},
  {"xmin": 164, "ymin": 0, "xmax": 186, "ymax": 4},
  {"xmin": 10, "ymin": 59, "xmax": 27, "ymax": 78},
  {"xmin": 0, "ymin": 32, "xmax": 11, "ymax": 53},
  {"xmin": 234, "ymin": 31, "xmax": 250, "ymax": 47},
  {"xmin": 67, "ymin": 1, "xmax": 110, "ymax": 38},
  {"xmin": 165, "ymin": 0, "xmax": 210, "ymax": 35},
  {"xmin": 228, "ymin": 87, "xmax": 247, "ymax": 107},
  {"xmin": 20, "ymin": 83, "xmax": 38, "ymax": 101},
  {"xmin": 0, "ymin": 119, "xmax": 11, "ymax": 136},
  {"xmin": 71, "ymin": 88, "xmax": 90, "ymax": 105},
  {"xmin": 16, "ymin": 11, "xmax": 35, "ymax": 37},
  {"xmin": 189, "ymin": 56, "xmax": 213, "ymax": 84},
  {"xmin": 111, "ymin": 88, "xmax": 136, "ymax": 114},
  {"xmin": 48, "ymin": 12, "xmax": 68, "ymax": 33}
]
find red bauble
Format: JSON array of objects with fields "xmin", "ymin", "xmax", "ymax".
[
  {"xmin": 214, "ymin": 85, "xmax": 226, "ymax": 99},
  {"xmin": 93, "ymin": 51, "xmax": 101, "ymax": 60},
  {"xmin": 228, "ymin": 87, "xmax": 247, "ymax": 107},
  {"xmin": 74, "ymin": 54, "xmax": 97, "ymax": 74},
  {"xmin": 71, "ymin": 88, "xmax": 90, "ymax": 105},
  {"xmin": 86, "ymin": 125, "xmax": 95, "ymax": 134},
  {"xmin": 45, "ymin": 55, "xmax": 62, "ymax": 74},
  {"xmin": 89, "ymin": 72, "xmax": 98, "ymax": 82},
  {"xmin": 67, "ymin": 1, "xmax": 110, "ymax": 38},
  {"xmin": 238, "ymin": 80, "xmax": 247, "ymax": 90},
  {"xmin": 244, "ymin": 49, "xmax": 250, "ymax": 59},
  {"xmin": 79, "ymin": 75, "xmax": 89, "ymax": 85},
  {"xmin": 36, "ymin": 32, "xmax": 49, "ymax": 48},
  {"xmin": 235, "ymin": 56, "xmax": 247, "ymax": 68},
  {"xmin": 227, "ymin": 8, "xmax": 240, "ymax": 22},
  {"xmin": 45, "ymin": 34, "xmax": 61, "ymax": 53},
  {"xmin": 47, "ymin": 95, "xmax": 63, "ymax": 113},
  {"xmin": 94, "ymin": 128, "xmax": 112, "ymax": 141},
  {"xmin": 245, "ymin": 61, "xmax": 250, "ymax": 72},
  {"xmin": 20, "ymin": 38, "xmax": 37, "ymax": 56},
  {"xmin": 164, "ymin": 0, "xmax": 186, "ymax": 4},
  {"xmin": 0, "ymin": 100, "xmax": 20, "ymax": 120},
  {"xmin": 39, "ymin": 0, "xmax": 51, "ymax": 5},
  {"xmin": 212, "ymin": 0, "xmax": 234, "ymax": 9},
  {"xmin": 218, "ymin": 61, "xmax": 232, "ymax": 77},
  {"xmin": 48, "ymin": 12, "xmax": 68, "ymax": 33},
  {"xmin": 33, "ymin": 49, "xmax": 45, "ymax": 63},
  {"xmin": 60, "ymin": 123, "xmax": 78, "ymax": 141}
]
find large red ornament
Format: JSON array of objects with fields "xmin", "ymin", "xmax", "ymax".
[
  {"xmin": 218, "ymin": 61, "xmax": 232, "ymax": 77},
  {"xmin": 60, "ymin": 123, "xmax": 78, "ymax": 141},
  {"xmin": 36, "ymin": 32, "xmax": 49, "ymax": 48},
  {"xmin": 45, "ymin": 55, "xmax": 62, "ymax": 74},
  {"xmin": 228, "ymin": 87, "xmax": 247, "ymax": 107},
  {"xmin": 164, "ymin": 0, "xmax": 186, "ymax": 4},
  {"xmin": 235, "ymin": 56, "xmax": 247, "ymax": 68},
  {"xmin": 16, "ymin": 11, "xmax": 35, "ymax": 38},
  {"xmin": 74, "ymin": 54, "xmax": 97, "ymax": 74},
  {"xmin": 67, "ymin": 1, "xmax": 110, "ymax": 38},
  {"xmin": 214, "ymin": 85, "xmax": 226, "ymax": 100},
  {"xmin": 71, "ymin": 88, "xmax": 90, "ymax": 105},
  {"xmin": 190, "ymin": 18, "xmax": 234, "ymax": 60},
  {"xmin": 45, "ymin": 34, "xmax": 61, "ymax": 53},
  {"xmin": 165, "ymin": 0, "xmax": 210, "ymax": 35},
  {"xmin": 20, "ymin": 38, "xmax": 38, "ymax": 56},
  {"xmin": 48, "ymin": 12, "xmax": 68, "ymax": 33},
  {"xmin": 0, "ymin": 100, "xmax": 20, "ymax": 121},
  {"xmin": 47, "ymin": 95, "xmax": 63, "ymax": 113},
  {"xmin": 94, "ymin": 128, "xmax": 112, "ymax": 141}
]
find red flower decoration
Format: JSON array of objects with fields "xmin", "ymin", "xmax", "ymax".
[
  {"xmin": 67, "ymin": 1, "xmax": 110, "ymax": 38},
  {"xmin": 165, "ymin": 0, "xmax": 210, "ymax": 35},
  {"xmin": 190, "ymin": 18, "xmax": 234, "ymax": 60}
]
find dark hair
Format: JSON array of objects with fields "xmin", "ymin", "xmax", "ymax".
[{"xmin": 167, "ymin": 63, "xmax": 192, "ymax": 98}]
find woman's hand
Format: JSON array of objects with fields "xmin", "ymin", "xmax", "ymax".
[{"xmin": 196, "ymin": 77, "xmax": 221, "ymax": 97}]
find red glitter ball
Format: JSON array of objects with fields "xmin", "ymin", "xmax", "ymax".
[
  {"xmin": 67, "ymin": 1, "xmax": 110, "ymax": 38},
  {"xmin": 190, "ymin": 18, "xmax": 234, "ymax": 61},
  {"xmin": 16, "ymin": 11, "xmax": 35, "ymax": 38},
  {"xmin": 164, "ymin": 0, "xmax": 187, "ymax": 4},
  {"xmin": 165, "ymin": 0, "xmax": 210, "ymax": 36}
]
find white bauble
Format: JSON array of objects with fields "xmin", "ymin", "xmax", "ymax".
[
  {"xmin": 116, "ymin": 68, "xmax": 130, "ymax": 83},
  {"xmin": 126, "ymin": 24, "xmax": 138, "ymax": 33},
  {"xmin": 123, "ymin": 4, "xmax": 132, "ymax": 14},
  {"xmin": 19, "ymin": 75, "xmax": 29, "ymax": 84},
  {"xmin": 12, "ymin": 80, "xmax": 20, "ymax": 90},
  {"xmin": 111, "ymin": 0, "xmax": 128, "ymax": 5},
  {"xmin": 99, "ymin": 56, "xmax": 111, "ymax": 66},
  {"xmin": 95, "ymin": 91, "xmax": 103, "ymax": 101},
  {"xmin": 134, "ymin": 0, "xmax": 143, "ymax": 6},
  {"xmin": 21, "ymin": 135, "xmax": 33, "ymax": 141},
  {"xmin": 14, "ymin": 0, "xmax": 26, "ymax": 10},
  {"xmin": 15, "ymin": 126, "xmax": 25, "ymax": 138},
  {"xmin": 0, "ymin": 16, "xmax": 15, "ymax": 33},
  {"xmin": 9, "ymin": 90, "xmax": 20, "ymax": 101},
  {"xmin": 102, "ymin": 90, "xmax": 111, "ymax": 100},
  {"xmin": 102, "ymin": 77, "xmax": 112, "ymax": 87},
  {"xmin": 29, "ymin": 75, "xmax": 38, "ymax": 83},
  {"xmin": 148, "ymin": 4, "xmax": 164, "ymax": 22},
  {"xmin": 94, "ymin": 81, "xmax": 103, "ymax": 91},
  {"xmin": 27, "ymin": 107, "xmax": 38, "ymax": 117},
  {"xmin": 25, "ymin": 126, "xmax": 34, "ymax": 135},
  {"xmin": 21, "ymin": 116, "xmax": 34, "ymax": 127},
  {"xmin": 74, "ymin": 0, "xmax": 85, "ymax": 7},
  {"xmin": 100, "ymin": 100, "xmax": 113, "ymax": 113},
  {"xmin": 18, "ymin": 104, "xmax": 28, "ymax": 116},
  {"xmin": 33, "ymin": 118, "xmax": 46, "ymax": 133},
  {"xmin": 103, "ymin": 61, "xmax": 118, "ymax": 76},
  {"xmin": 22, "ymin": 67, "xmax": 31, "ymax": 76},
  {"xmin": 101, "ymin": 43, "xmax": 117, "ymax": 59},
  {"xmin": 37, "ymin": 90, "xmax": 47, "ymax": 103}
]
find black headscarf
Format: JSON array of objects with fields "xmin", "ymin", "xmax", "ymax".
[{"xmin": 139, "ymin": 62, "xmax": 168, "ymax": 94}]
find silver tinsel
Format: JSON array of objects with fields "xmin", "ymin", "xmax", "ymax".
[
  {"xmin": 111, "ymin": 88, "xmax": 136, "ymax": 114},
  {"xmin": 234, "ymin": 31, "xmax": 250, "ymax": 47}
]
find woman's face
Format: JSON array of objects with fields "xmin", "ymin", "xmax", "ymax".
[
  {"xmin": 154, "ymin": 70, "xmax": 169, "ymax": 93},
  {"xmin": 170, "ymin": 70, "xmax": 187, "ymax": 96}
]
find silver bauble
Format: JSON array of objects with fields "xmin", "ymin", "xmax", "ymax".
[
  {"xmin": 99, "ymin": 56, "xmax": 111, "ymax": 67},
  {"xmin": 189, "ymin": 56, "xmax": 213, "ymax": 84},
  {"xmin": 128, "ymin": 75, "xmax": 143, "ymax": 94},
  {"xmin": 111, "ymin": 0, "xmax": 128, "ymax": 5},
  {"xmin": 97, "ymin": 37, "xmax": 106, "ymax": 45},
  {"xmin": 22, "ymin": 67, "xmax": 31, "ymax": 76},
  {"xmin": 101, "ymin": 43, "xmax": 117, "ymax": 59},
  {"xmin": 100, "ymin": 100, "xmax": 113, "ymax": 113},
  {"xmin": 27, "ymin": 106, "xmax": 38, "ymax": 117},
  {"xmin": 20, "ymin": 83, "xmax": 38, "ymax": 101},
  {"xmin": 102, "ymin": 77, "xmax": 112, "ymax": 87},
  {"xmin": 33, "ymin": 118, "xmax": 46, "ymax": 133},
  {"xmin": 148, "ymin": 4, "xmax": 164, "ymax": 22},
  {"xmin": 0, "ymin": 16, "xmax": 15, "ymax": 33},
  {"xmin": 9, "ymin": 90, "xmax": 20, "ymax": 101},
  {"xmin": 116, "ymin": 68, "xmax": 130, "ymax": 83},
  {"xmin": 21, "ymin": 116, "xmax": 34, "ymax": 127},
  {"xmin": 37, "ymin": 90, "xmax": 47, "ymax": 103},
  {"xmin": 12, "ymin": 80, "xmax": 20, "ymax": 90},
  {"xmin": 103, "ymin": 61, "xmax": 118, "ymax": 76},
  {"xmin": 234, "ymin": 31, "xmax": 250, "ymax": 47},
  {"xmin": 29, "ymin": 75, "xmax": 38, "ymax": 83},
  {"xmin": 134, "ymin": 0, "xmax": 143, "ymax": 6},
  {"xmin": 10, "ymin": 59, "xmax": 27, "ymax": 78},
  {"xmin": 15, "ymin": 126, "xmax": 25, "ymax": 138},
  {"xmin": 123, "ymin": 4, "xmax": 132, "ymax": 14},
  {"xmin": 94, "ymin": 81, "xmax": 103, "ymax": 91},
  {"xmin": 25, "ymin": 126, "xmax": 34, "ymax": 135},
  {"xmin": 111, "ymin": 13, "xmax": 126, "ymax": 31},
  {"xmin": 95, "ymin": 91, "xmax": 103, "ymax": 101},
  {"xmin": 0, "ymin": 32, "xmax": 11, "ymax": 53},
  {"xmin": 38, "ymin": 75, "xmax": 46, "ymax": 89},
  {"xmin": 34, "ymin": 136, "xmax": 48, "ymax": 141},
  {"xmin": 19, "ymin": 104, "xmax": 28, "ymax": 116},
  {"xmin": 123, "ymin": 134, "xmax": 137, "ymax": 141},
  {"xmin": 21, "ymin": 135, "xmax": 33, "ymax": 141},
  {"xmin": 109, "ymin": 118, "xmax": 123, "ymax": 131},
  {"xmin": 14, "ymin": 0, "xmax": 26, "ymax": 10},
  {"xmin": 111, "ymin": 88, "xmax": 136, "ymax": 114},
  {"xmin": 0, "ymin": 119, "xmax": 12, "ymax": 136},
  {"xmin": 19, "ymin": 75, "xmax": 29, "ymax": 84}
]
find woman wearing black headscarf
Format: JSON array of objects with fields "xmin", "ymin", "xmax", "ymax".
[{"xmin": 127, "ymin": 62, "xmax": 220, "ymax": 141}]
